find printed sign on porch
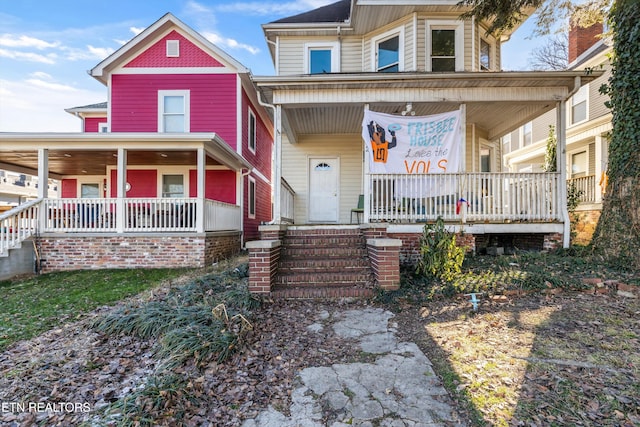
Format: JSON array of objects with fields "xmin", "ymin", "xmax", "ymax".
[{"xmin": 362, "ymin": 109, "xmax": 462, "ymax": 174}]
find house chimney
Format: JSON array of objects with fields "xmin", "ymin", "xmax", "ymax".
[{"xmin": 568, "ymin": 21, "xmax": 603, "ymax": 63}]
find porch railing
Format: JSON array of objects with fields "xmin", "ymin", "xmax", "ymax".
[
  {"xmin": 568, "ymin": 175, "xmax": 597, "ymax": 204},
  {"xmin": 281, "ymin": 178, "xmax": 295, "ymax": 224},
  {"xmin": 0, "ymin": 199, "xmax": 40, "ymax": 256},
  {"xmin": 367, "ymin": 172, "xmax": 561, "ymax": 223},
  {"xmin": 43, "ymin": 198, "xmax": 241, "ymax": 233}
]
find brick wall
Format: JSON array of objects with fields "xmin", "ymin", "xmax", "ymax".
[
  {"xmin": 39, "ymin": 233, "xmax": 241, "ymax": 272},
  {"xmin": 569, "ymin": 22, "xmax": 603, "ymax": 63},
  {"xmin": 571, "ymin": 209, "xmax": 601, "ymax": 245},
  {"xmin": 387, "ymin": 231, "xmax": 476, "ymax": 266},
  {"xmin": 246, "ymin": 240, "xmax": 281, "ymax": 294}
]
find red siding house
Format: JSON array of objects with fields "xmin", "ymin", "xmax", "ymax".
[{"xmin": 0, "ymin": 13, "xmax": 273, "ymax": 273}]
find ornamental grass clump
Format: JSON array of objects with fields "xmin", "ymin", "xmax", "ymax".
[{"xmin": 91, "ymin": 262, "xmax": 258, "ymax": 370}]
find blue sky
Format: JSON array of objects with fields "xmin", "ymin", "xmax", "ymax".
[{"xmin": 0, "ymin": 0, "xmax": 546, "ymax": 132}]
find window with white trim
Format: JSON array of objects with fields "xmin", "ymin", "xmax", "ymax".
[
  {"xmin": 248, "ymin": 109, "xmax": 256, "ymax": 153},
  {"xmin": 166, "ymin": 40, "xmax": 179, "ymax": 57},
  {"xmin": 571, "ymin": 151, "xmax": 588, "ymax": 178},
  {"xmin": 98, "ymin": 123, "xmax": 109, "ymax": 133},
  {"xmin": 522, "ymin": 122, "xmax": 532, "ymax": 147},
  {"xmin": 162, "ymin": 174, "xmax": 184, "ymax": 198},
  {"xmin": 372, "ymin": 28, "xmax": 404, "ymax": 72},
  {"xmin": 426, "ymin": 20, "xmax": 464, "ymax": 72},
  {"xmin": 571, "ymin": 85, "xmax": 588, "ymax": 125},
  {"xmin": 158, "ymin": 90, "xmax": 190, "ymax": 133},
  {"xmin": 502, "ymin": 134, "xmax": 511, "ymax": 154},
  {"xmin": 248, "ymin": 176, "xmax": 256, "ymax": 219},
  {"xmin": 305, "ymin": 42, "xmax": 339, "ymax": 74},
  {"xmin": 480, "ymin": 39, "xmax": 491, "ymax": 70}
]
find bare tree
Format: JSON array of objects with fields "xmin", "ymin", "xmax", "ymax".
[{"xmin": 529, "ymin": 33, "xmax": 568, "ymax": 70}]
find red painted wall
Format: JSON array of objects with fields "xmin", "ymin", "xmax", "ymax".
[
  {"xmin": 124, "ymin": 30, "xmax": 224, "ymax": 68},
  {"xmin": 61, "ymin": 179, "xmax": 77, "ymax": 198},
  {"xmin": 240, "ymin": 90, "xmax": 273, "ymax": 239},
  {"xmin": 84, "ymin": 117, "xmax": 107, "ymax": 133},
  {"xmin": 109, "ymin": 170, "xmax": 157, "ymax": 197},
  {"xmin": 188, "ymin": 169, "xmax": 236, "ymax": 204},
  {"xmin": 110, "ymin": 74, "xmax": 237, "ymax": 146}
]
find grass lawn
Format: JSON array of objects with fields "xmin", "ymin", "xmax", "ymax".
[{"xmin": 0, "ymin": 268, "xmax": 192, "ymax": 351}]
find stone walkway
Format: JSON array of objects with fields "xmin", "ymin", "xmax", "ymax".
[{"xmin": 242, "ymin": 307, "xmax": 466, "ymax": 427}]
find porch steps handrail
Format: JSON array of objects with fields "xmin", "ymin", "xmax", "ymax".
[{"xmin": 0, "ymin": 198, "xmax": 42, "ymax": 257}]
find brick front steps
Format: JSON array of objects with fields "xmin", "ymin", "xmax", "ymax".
[{"xmin": 272, "ymin": 227, "xmax": 375, "ymax": 299}]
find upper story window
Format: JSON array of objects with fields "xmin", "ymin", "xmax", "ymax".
[
  {"xmin": 305, "ymin": 42, "xmax": 339, "ymax": 74},
  {"xmin": 571, "ymin": 85, "xmax": 588, "ymax": 125},
  {"xmin": 372, "ymin": 28, "xmax": 404, "ymax": 72},
  {"xmin": 158, "ymin": 90, "xmax": 190, "ymax": 133},
  {"xmin": 248, "ymin": 109, "xmax": 257, "ymax": 153},
  {"xmin": 426, "ymin": 20, "xmax": 464, "ymax": 72},
  {"xmin": 502, "ymin": 133, "xmax": 512, "ymax": 154},
  {"xmin": 480, "ymin": 39, "xmax": 491, "ymax": 70},
  {"xmin": 522, "ymin": 122, "xmax": 532, "ymax": 147},
  {"xmin": 98, "ymin": 122, "xmax": 109, "ymax": 133}
]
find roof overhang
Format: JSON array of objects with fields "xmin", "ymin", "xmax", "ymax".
[
  {"xmin": 0, "ymin": 132, "xmax": 252, "ymax": 178},
  {"xmin": 254, "ymin": 70, "xmax": 604, "ymax": 141}
]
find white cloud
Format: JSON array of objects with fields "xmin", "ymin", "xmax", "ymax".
[
  {"xmin": 0, "ymin": 34, "xmax": 59, "ymax": 49},
  {"xmin": 129, "ymin": 26, "xmax": 145, "ymax": 36},
  {"xmin": 201, "ymin": 31, "xmax": 260, "ymax": 55},
  {"xmin": 214, "ymin": 0, "xmax": 335, "ymax": 15},
  {"xmin": 29, "ymin": 71, "xmax": 53, "ymax": 80},
  {"xmin": 25, "ymin": 78, "xmax": 78, "ymax": 92},
  {"xmin": 0, "ymin": 48, "xmax": 56, "ymax": 64},
  {"xmin": 62, "ymin": 45, "xmax": 115, "ymax": 61},
  {"xmin": 0, "ymin": 78, "xmax": 104, "ymax": 132}
]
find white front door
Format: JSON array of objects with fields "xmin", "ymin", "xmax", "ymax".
[{"xmin": 309, "ymin": 157, "xmax": 339, "ymax": 222}]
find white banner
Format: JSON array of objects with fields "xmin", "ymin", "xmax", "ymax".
[{"xmin": 362, "ymin": 109, "xmax": 462, "ymax": 175}]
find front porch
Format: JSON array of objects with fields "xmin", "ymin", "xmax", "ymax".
[{"xmin": 0, "ymin": 196, "xmax": 243, "ymax": 275}]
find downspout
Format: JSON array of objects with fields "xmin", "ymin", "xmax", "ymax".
[
  {"xmin": 557, "ymin": 75, "xmax": 582, "ymax": 248},
  {"xmin": 257, "ymin": 91, "xmax": 281, "ymax": 225}
]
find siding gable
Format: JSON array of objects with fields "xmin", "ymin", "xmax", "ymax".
[{"xmin": 124, "ymin": 30, "xmax": 224, "ymax": 68}]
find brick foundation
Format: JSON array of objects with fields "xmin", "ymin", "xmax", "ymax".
[
  {"xmin": 39, "ymin": 232, "xmax": 241, "ymax": 272},
  {"xmin": 367, "ymin": 238, "xmax": 402, "ymax": 291},
  {"xmin": 246, "ymin": 240, "xmax": 281, "ymax": 294}
]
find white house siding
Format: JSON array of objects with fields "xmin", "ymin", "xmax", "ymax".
[
  {"xmin": 341, "ymin": 37, "xmax": 363, "ymax": 72},
  {"xmin": 281, "ymin": 133, "xmax": 362, "ymax": 224},
  {"xmin": 532, "ymin": 109, "xmax": 557, "ymax": 144},
  {"xmin": 588, "ymin": 66, "xmax": 611, "ymax": 120}
]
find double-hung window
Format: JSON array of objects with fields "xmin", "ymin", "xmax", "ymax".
[
  {"xmin": 305, "ymin": 42, "xmax": 339, "ymax": 74},
  {"xmin": 480, "ymin": 39, "xmax": 491, "ymax": 70},
  {"xmin": 248, "ymin": 109, "xmax": 257, "ymax": 153},
  {"xmin": 522, "ymin": 122, "xmax": 532, "ymax": 147},
  {"xmin": 158, "ymin": 90, "xmax": 190, "ymax": 133},
  {"xmin": 426, "ymin": 20, "xmax": 464, "ymax": 72},
  {"xmin": 372, "ymin": 29, "xmax": 404, "ymax": 72},
  {"xmin": 248, "ymin": 176, "xmax": 256, "ymax": 219},
  {"xmin": 571, "ymin": 85, "xmax": 588, "ymax": 125}
]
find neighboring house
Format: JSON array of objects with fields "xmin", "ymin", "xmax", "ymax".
[
  {"xmin": 0, "ymin": 13, "xmax": 273, "ymax": 275},
  {"xmin": 503, "ymin": 23, "xmax": 611, "ymax": 244},
  {"xmin": 246, "ymin": 0, "xmax": 602, "ymax": 297},
  {"xmin": 0, "ymin": 171, "xmax": 58, "ymax": 208}
]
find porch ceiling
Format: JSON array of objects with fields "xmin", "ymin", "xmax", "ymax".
[
  {"xmin": 254, "ymin": 70, "xmax": 604, "ymax": 141},
  {"xmin": 0, "ymin": 150, "xmax": 222, "ymax": 177},
  {"xmin": 0, "ymin": 133, "xmax": 249, "ymax": 178}
]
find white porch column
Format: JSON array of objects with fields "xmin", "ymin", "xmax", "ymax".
[
  {"xmin": 556, "ymin": 101, "xmax": 570, "ymax": 248},
  {"xmin": 116, "ymin": 148, "xmax": 127, "ymax": 233},
  {"xmin": 363, "ymin": 104, "xmax": 370, "ymax": 223},
  {"xmin": 196, "ymin": 147, "xmax": 205, "ymax": 233},
  {"xmin": 273, "ymin": 104, "xmax": 283, "ymax": 223},
  {"xmin": 37, "ymin": 148, "xmax": 48, "ymax": 231},
  {"xmin": 459, "ymin": 104, "xmax": 466, "ymax": 173}
]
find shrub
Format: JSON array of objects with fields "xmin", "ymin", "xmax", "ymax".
[{"xmin": 416, "ymin": 217, "xmax": 465, "ymax": 282}]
